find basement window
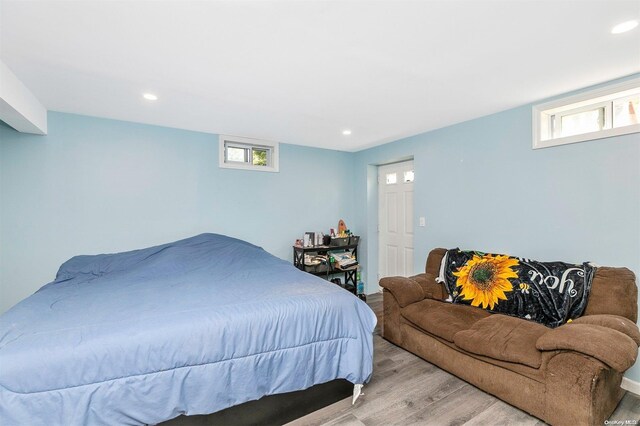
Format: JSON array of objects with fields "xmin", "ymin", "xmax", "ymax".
[
  {"xmin": 219, "ymin": 135, "xmax": 279, "ymax": 172},
  {"xmin": 532, "ymin": 78, "xmax": 639, "ymax": 149}
]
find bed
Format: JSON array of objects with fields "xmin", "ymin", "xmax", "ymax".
[{"xmin": 0, "ymin": 233, "xmax": 376, "ymax": 425}]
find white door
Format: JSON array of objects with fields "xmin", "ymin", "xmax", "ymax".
[{"xmin": 378, "ymin": 160, "xmax": 415, "ymax": 279}]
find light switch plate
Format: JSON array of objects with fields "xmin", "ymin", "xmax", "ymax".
[{"xmin": 419, "ymin": 217, "xmax": 426, "ymax": 227}]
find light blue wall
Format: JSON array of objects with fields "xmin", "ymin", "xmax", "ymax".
[
  {"xmin": 1, "ymin": 76, "xmax": 639, "ymax": 382},
  {"xmin": 0, "ymin": 112, "xmax": 354, "ymax": 314},
  {"xmin": 352, "ymin": 75, "xmax": 640, "ymax": 382}
]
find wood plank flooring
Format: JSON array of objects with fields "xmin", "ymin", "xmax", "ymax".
[{"xmin": 289, "ymin": 293, "xmax": 640, "ymax": 426}]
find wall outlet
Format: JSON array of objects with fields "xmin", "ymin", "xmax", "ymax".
[{"xmin": 419, "ymin": 217, "xmax": 426, "ymax": 227}]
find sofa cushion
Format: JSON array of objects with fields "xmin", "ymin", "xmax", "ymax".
[
  {"xmin": 453, "ymin": 315, "xmax": 548, "ymax": 368},
  {"xmin": 401, "ymin": 299, "xmax": 490, "ymax": 342}
]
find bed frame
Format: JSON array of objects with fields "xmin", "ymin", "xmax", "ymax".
[{"xmin": 161, "ymin": 379, "xmax": 352, "ymax": 425}]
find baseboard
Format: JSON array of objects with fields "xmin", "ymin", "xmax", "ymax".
[{"xmin": 621, "ymin": 377, "xmax": 640, "ymax": 396}]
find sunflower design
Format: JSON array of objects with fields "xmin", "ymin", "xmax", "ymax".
[{"xmin": 453, "ymin": 254, "xmax": 519, "ymax": 309}]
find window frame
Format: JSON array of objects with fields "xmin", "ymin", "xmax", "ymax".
[
  {"xmin": 532, "ymin": 78, "xmax": 640, "ymax": 149},
  {"xmin": 219, "ymin": 135, "xmax": 279, "ymax": 172}
]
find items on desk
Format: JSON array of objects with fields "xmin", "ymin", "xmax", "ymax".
[
  {"xmin": 299, "ymin": 221, "xmax": 356, "ymax": 249},
  {"xmin": 292, "ymin": 233, "xmax": 360, "ymax": 296},
  {"xmin": 338, "ymin": 219, "xmax": 347, "ymax": 235},
  {"xmin": 330, "ymin": 236, "xmax": 349, "ymax": 246},
  {"xmin": 331, "ymin": 251, "xmax": 358, "ymax": 269},
  {"xmin": 304, "ymin": 232, "xmax": 314, "ymax": 247},
  {"xmin": 304, "ymin": 254, "xmax": 327, "ymax": 266},
  {"xmin": 302, "ymin": 232, "xmax": 328, "ymax": 247}
]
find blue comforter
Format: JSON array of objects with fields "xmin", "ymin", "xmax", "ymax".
[{"xmin": 0, "ymin": 234, "xmax": 376, "ymax": 425}]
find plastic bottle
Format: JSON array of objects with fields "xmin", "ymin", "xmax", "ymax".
[{"xmin": 357, "ymin": 281, "xmax": 366, "ymax": 301}]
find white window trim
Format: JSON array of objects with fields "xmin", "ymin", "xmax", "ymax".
[
  {"xmin": 219, "ymin": 135, "xmax": 279, "ymax": 172},
  {"xmin": 532, "ymin": 78, "xmax": 640, "ymax": 149}
]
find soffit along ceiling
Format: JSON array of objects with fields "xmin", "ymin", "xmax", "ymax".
[{"xmin": 1, "ymin": 1, "xmax": 639, "ymax": 152}]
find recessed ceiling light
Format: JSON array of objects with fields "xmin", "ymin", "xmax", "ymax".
[
  {"xmin": 342, "ymin": 129, "xmax": 352, "ymax": 135},
  {"xmin": 611, "ymin": 20, "xmax": 639, "ymax": 34},
  {"xmin": 143, "ymin": 93, "xmax": 158, "ymax": 101}
]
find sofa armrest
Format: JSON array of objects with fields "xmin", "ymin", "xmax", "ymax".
[
  {"xmin": 571, "ymin": 314, "xmax": 640, "ymax": 345},
  {"xmin": 379, "ymin": 276, "xmax": 425, "ymax": 308},
  {"xmin": 536, "ymin": 324, "xmax": 638, "ymax": 372},
  {"xmin": 544, "ymin": 351, "xmax": 625, "ymax": 426}
]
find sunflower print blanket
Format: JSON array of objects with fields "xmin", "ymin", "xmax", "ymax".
[{"xmin": 437, "ymin": 249, "xmax": 596, "ymax": 328}]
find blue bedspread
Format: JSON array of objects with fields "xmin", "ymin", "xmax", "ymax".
[{"xmin": 0, "ymin": 234, "xmax": 376, "ymax": 425}]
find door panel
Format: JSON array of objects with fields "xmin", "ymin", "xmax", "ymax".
[
  {"xmin": 386, "ymin": 193, "xmax": 398, "ymax": 233},
  {"xmin": 378, "ymin": 160, "xmax": 415, "ymax": 280},
  {"xmin": 404, "ymin": 247, "xmax": 414, "ymax": 277},
  {"xmin": 386, "ymin": 245, "xmax": 398, "ymax": 277},
  {"xmin": 404, "ymin": 191, "xmax": 413, "ymax": 234}
]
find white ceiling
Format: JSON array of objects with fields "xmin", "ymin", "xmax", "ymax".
[{"xmin": 1, "ymin": 1, "xmax": 639, "ymax": 151}]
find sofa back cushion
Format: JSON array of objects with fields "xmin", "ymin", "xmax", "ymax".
[
  {"xmin": 438, "ymin": 248, "xmax": 595, "ymax": 327},
  {"xmin": 425, "ymin": 248, "xmax": 447, "ymax": 276},
  {"xmin": 583, "ymin": 267, "xmax": 637, "ymax": 323},
  {"xmin": 425, "ymin": 248, "xmax": 638, "ymax": 323},
  {"xmin": 424, "ymin": 248, "xmax": 447, "ymax": 300}
]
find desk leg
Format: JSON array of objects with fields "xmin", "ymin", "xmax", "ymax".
[
  {"xmin": 293, "ymin": 249, "xmax": 304, "ymax": 271},
  {"xmin": 344, "ymin": 269, "xmax": 357, "ymax": 295}
]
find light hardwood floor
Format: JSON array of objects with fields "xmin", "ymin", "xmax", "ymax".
[{"xmin": 288, "ymin": 293, "xmax": 640, "ymax": 426}]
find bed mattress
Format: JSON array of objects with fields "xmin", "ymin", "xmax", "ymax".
[{"xmin": 0, "ymin": 233, "xmax": 376, "ymax": 425}]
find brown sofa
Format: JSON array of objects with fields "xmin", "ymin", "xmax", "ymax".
[{"xmin": 380, "ymin": 248, "xmax": 640, "ymax": 426}]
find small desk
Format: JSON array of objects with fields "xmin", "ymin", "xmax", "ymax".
[{"xmin": 292, "ymin": 243, "xmax": 359, "ymax": 295}]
